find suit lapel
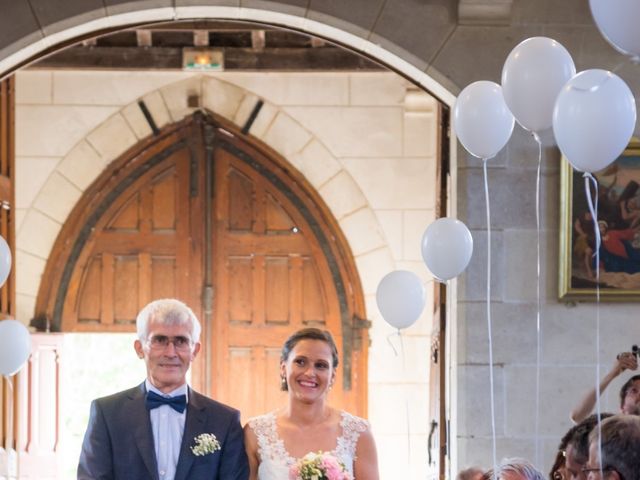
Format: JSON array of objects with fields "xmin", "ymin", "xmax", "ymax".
[
  {"xmin": 130, "ymin": 384, "xmax": 160, "ymax": 480},
  {"xmin": 174, "ymin": 388, "xmax": 207, "ymax": 480}
]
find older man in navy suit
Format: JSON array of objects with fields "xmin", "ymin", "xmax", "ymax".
[{"xmin": 78, "ymin": 298, "xmax": 249, "ymax": 480}]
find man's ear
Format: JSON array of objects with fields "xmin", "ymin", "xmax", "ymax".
[
  {"xmin": 610, "ymin": 470, "xmax": 622, "ymax": 480},
  {"xmin": 191, "ymin": 342, "xmax": 201, "ymax": 358},
  {"xmin": 134, "ymin": 339, "xmax": 145, "ymax": 359}
]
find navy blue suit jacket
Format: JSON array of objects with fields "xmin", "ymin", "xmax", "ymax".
[{"xmin": 77, "ymin": 383, "xmax": 249, "ymax": 480}]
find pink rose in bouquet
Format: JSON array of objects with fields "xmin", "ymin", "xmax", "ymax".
[{"xmin": 289, "ymin": 452, "xmax": 352, "ymax": 480}]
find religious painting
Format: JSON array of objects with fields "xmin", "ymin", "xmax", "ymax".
[{"xmin": 559, "ymin": 139, "xmax": 640, "ymax": 300}]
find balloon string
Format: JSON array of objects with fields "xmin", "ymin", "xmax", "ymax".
[
  {"xmin": 386, "ymin": 330, "xmax": 410, "ymax": 464},
  {"xmin": 583, "ymin": 172, "xmax": 603, "ymax": 478},
  {"xmin": 533, "ymin": 132, "xmax": 542, "ymax": 468},
  {"xmin": 483, "ymin": 159, "xmax": 497, "ymax": 480},
  {"xmin": 4, "ymin": 375, "xmax": 13, "ymax": 479}
]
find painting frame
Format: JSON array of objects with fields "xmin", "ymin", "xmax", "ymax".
[{"xmin": 559, "ymin": 138, "xmax": 640, "ymax": 301}]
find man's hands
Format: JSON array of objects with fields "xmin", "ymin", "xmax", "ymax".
[{"xmin": 614, "ymin": 351, "xmax": 638, "ymax": 376}]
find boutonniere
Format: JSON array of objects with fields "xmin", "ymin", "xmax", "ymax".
[{"xmin": 191, "ymin": 433, "xmax": 221, "ymax": 456}]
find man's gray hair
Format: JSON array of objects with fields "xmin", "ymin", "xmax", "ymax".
[
  {"xmin": 136, "ymin": 298, "xmax": 201, "ymax": 343},
  {"xmin": 589, "ymin": 414, "xmax": 640, "ymax": 480},
  {"xmin": 493, "ymin": 458, "xmax": 545, "ymax": 480}
]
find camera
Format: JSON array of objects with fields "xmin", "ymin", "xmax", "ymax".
[{"xmin": 633, "ymin": 345, "xmax": 639, "ymax": 358}]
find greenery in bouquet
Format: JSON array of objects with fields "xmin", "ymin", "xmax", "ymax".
[{"xmin": 289, "ymin": 451, "xmax": 353, "ymax": 480}]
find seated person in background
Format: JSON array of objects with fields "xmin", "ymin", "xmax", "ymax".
[
  {"xmin": 483, "ymin": 458, "xmax": 545, "ymax": 480},
  {"xmin": 457, "ymin": 466, "xmax": 484, "ymax": 480},
  {"xmin": 562, "ymin": 413, "xmax": 612, "ymax": 480},
  {"xmin": 570, "ymin": 351, "xmax": 638, "ymax": 424},
  {"xmin": 586, "ymin": 415, "xmax": 640, "ymax": 480}
]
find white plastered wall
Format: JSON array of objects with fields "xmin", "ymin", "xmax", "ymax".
[{"xmin": 15, "ymin": 70, "xmax": 439, "ymax": 478}]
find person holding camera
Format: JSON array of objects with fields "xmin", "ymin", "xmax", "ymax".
[{"xmin": 570, "ymin": 349, "xmax": 639, "ymax": 424}]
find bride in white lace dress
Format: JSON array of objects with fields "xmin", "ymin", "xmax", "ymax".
[{"xmin": 244, "ymin": 328, "xmax": 379, "ymax": 480}]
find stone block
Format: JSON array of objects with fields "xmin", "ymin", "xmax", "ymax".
[
  {"xmin": 16, "ymin": 105, "xmax": 117, "ymax": 157},
  {"xmin": 202, "ymin": 77, "xmax": 245, "ymax": 121},
  {"xmin": 504, "ymin": 365, "xmax": 605, "ymax": 437},
  {"xmin": 433, "ymin": 25, "xmax": 542, "ymax": 88},
  {"xmin": 289, "ymin": 140, "xmax": 342, "ymax": 190},
  {"xmin": 375, "ymin": 433, "xmax": 431, "ymax": 479},
  {"xmin": 403, "ymin": 113, "xmax": 437, "ymax": 158},
  {"xmin": 16, "ymin": 293, "xmax": 36, "ymax": 325},
  {"xmin": 33, "ymin": 172, "xmax": 82, "ymax": 224},
  {"xmin": 57, "ymin": 140, "xmax": 106, "ymax": 190},
  {"xmin": 342, "ymin": 156, "xmax": 435, "ymax": 210},
  {"xmin": 339, "ymin": 208, "xmax": 386, "ymax": 256},
  {"xmin": 284, "ymin": 106, "xmax": 403, "ymax": 158},
  {"xmin": 349, "ymin": 73, "xmax": 408, "ymax": 106},
  {"xmin": 368, "ymin": 383, "xmax": 430, "ymax": 435},
  {"xmin": 319, "ymin": 170, "xmax": 367, "ymax": 220},
  {"xmin": 503, "ymin": 229, "xmax": 557, "ymax": 302},
  {"xmin": 29, "ymin": 0, "xmax": 104, "ymax": 37},
  {"xmin": 15, "ymin": 249, "xmax": 46, "ymax": 297},
  {"xmin": 121, "ymin": 102, "xmax": 153, "ymax": 140},
  {"xmin": 16, "ymin": 210, "xmax": 60, "ymax": 259},
  {"xmin": 233, "ymin": 93, "xmax": 260, "ymax": 128},
  {"xmin": 353, "ymin": 247, "xmax": 394, "ymax": 295},
  {"xmin": 262, "ymin": 112, "xmax": 311, "ymax": 158},
  {"xmin": 375, "ymin": 210, "xmax": 403, "ymax": 261},
  {"xmin": 16, "ymin": 71, "xmax": 52, "ymax": 104},
  {"xmin": 15, "ymin": 209, "xmax": 26, "ymax": 234},
  {"xmin": 223, "ymin": 72, "xmax": 349, "ymax": 106},
  {"xmin": 308, "ymin": 0, "xmax": 386, "ymax": 40},
  {"xmin": 86, "ymin": 113, "xmax": 138, "ymax": 162},
  {"xmin": 52, "ymin": 71, "xmax": 190, "ymax": 106},
  {"xmin": 141, "ymin": 90, "xmax": 172, "ymax": 129},
  {"xmin": 370, "ymin": 0, "xmax": 457, "ymax": 72},
  {"xmin": 245, "ymin": 101, "xmax": 278, "ymax": 139},
  {"xmin": 456, "ymin": 364, "xmax": 505, "ymax": 437},
  {"xmin": 15, "ymin": 156, "xmax": 60, "ymax": 209},
  {"xmin": 457, "ymin": 167, "xmax": 543, "ymax": 230},
  {"xmin": 403, "ymin": 210, "xmax": 435, "ymax": 262},
  {"xmin": 457, "ymin": 229, "xmax": 505, "ymax": 302},
  {"xmin": 160, "ymin": 76, "xmax": 202, "ymax": 122},
  {"xmin": 368, "ymin": 333, "xmax": 430, "ymax": 384}
]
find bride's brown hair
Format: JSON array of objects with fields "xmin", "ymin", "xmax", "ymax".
[{"xmin": 280, "ymin": 328, "xmax": 339, "ymax": 391}]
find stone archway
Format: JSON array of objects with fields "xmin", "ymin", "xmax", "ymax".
[{"xmin": 6, "ymin": 6, "xmax": 450, "ymax": 477}]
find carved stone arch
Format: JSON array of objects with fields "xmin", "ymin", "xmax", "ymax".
[{"xmin": 35, "ymin": 110, "xmax": 368, "ymax": 414}]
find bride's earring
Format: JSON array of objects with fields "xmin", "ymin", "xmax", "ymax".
[{"xmin": 280, "ymin": 375, "xmax": 288, "ymax": 391}]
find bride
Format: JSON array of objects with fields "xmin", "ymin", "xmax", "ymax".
[{"xmin": 244, "ymin": 328, "xmax": 379, "ymax": 479}]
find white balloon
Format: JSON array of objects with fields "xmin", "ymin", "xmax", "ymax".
[
  {"xmin": 453, "ymin": 81, "xmax": 515, "ymax": 159},
  {"xmin": 0, "ymin": 320, "xmax": 31, "ymax": 376},
  {"xmin": 376, "ymin": 270, "xmax": 425, "ymax": 330},
  {"xmin": 590, "ymin": 0, "xmax": 640, "ymax": 58},
  {"xmin": 502, "ymin": 37, "xmax": 576, "ymax": 133},
  {"xmin": 421, "ymin": 218, "xmax": 473, "ymax": 282},
  {"xmin": 0, "ymin": 235, "xmax": 12, "ymax": 288},
  {"xmin": 553, "ymin": 69, "xmax": 636, "ymax": 173}
]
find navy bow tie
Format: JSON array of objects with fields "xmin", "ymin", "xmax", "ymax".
[{"xmin": 145, "ymin": 390, "xmax": 187, "ymax": 413}]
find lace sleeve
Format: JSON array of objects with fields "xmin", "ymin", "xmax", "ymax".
[{"xmin": 336, "ymin": 411, "xmax": 369, "ymax": 459}]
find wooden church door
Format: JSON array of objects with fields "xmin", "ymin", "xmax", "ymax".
[{"xmin": 36, "ymin": 112, "xmax": 368, "ymax": 418}]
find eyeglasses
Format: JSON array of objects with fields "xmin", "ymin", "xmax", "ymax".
[
  {"xmin": 147, "ymin": 335, "xmax": 193, "ymax": 351},
  {"xmin": 581, "ymin": 466, "xmax": 619, "ymax": 478}
]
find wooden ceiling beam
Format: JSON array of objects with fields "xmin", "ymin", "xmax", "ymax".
[{"xmin": 32, "ymin": 46, "xmax": 384, "ymax": 71}]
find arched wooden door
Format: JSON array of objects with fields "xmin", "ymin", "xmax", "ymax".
[{"xmin": 36, "ymin": 112, "xmax": 368, "ymax": 418}]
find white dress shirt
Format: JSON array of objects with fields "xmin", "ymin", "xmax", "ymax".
[{"xmin": 145, "ymin": 380, "xmax": 188, "ymax": 480}]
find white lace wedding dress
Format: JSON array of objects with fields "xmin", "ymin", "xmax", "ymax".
[{"xmin": 247, "ymin": 410, "xmax": 368, "ymax": 479}]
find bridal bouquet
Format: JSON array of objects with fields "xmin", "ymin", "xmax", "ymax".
[{"xmin": 289, "ymin": 452, "xmax": 353, "ymax": 480}]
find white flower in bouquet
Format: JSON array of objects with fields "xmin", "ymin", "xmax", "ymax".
[{"xmin": 288, "ymin": 451, "xmax": 352, "ymax": 480}]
